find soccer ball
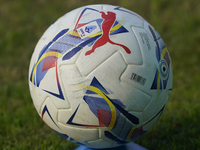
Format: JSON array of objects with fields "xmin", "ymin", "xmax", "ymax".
[{"xmin": 29, "ymin": 4, "xmax": 173, "ymax": 149}]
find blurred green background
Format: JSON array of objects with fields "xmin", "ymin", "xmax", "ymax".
[{"xmin": 0, "ymin": 0, "xmax": 200, "ymax": 149}]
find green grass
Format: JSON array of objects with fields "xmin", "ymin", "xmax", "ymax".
[{"xmin": 0, "ymin": 0, "xmax": 200, "ymax": 149}]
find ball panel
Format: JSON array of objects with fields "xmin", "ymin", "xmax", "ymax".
[
  {"xmin": 59, "ymin": 64, "xmax": 86, "ymax": 107},
  {"xmin": 110, "ymin": 28, "xmax": 143, "ymax": 65},
  {"xmin": 143, "ymin": 92, "xmax": 170, "ymax": 122},
  {"xmin": 142, "ymin": 103, "xmax": 167, "ymax": 132},
  {"xmin": 112, "ymin": 82, "xmax": 151, "ymax": 112},
  {"xmin": 143, "ymin": 21, "xmax": 161, "ymax": 41},
  {"xmin": 38, "ymin": 65, "xmax": 71, "ymax": 109},
  {"xmin": 39, "ymin": 23, "xmax": 60, "ymax": 48},
  {"xmin": 39, "ymin": 67, "xmax": 59, "ymax": 95},
  {"xmin": 40, "ymin": 97, "xmax": 60, "ymax": 131},
  {"xmin": 86, "ymin": 52, "xmax": 127, "ymax": 89},
  {"xmin": 58, "ymin": 102, "xmax": 100, "ymax": 127},
  {"xmin": 128, "ymin": 111, "xmax": 144, "ymax": 127},
  {"xmin": 57, "ymin": 122, "xmax": 99, "ymax": 145},
  {"xmin": 121, "ymin": 65, "xmax": 154, "ymax": 95},
  {"xmin": 29, "ymin": 84, "xmax": 46, "ymax": 114},
  {"xmin": 131, "ymin": 26, "xmax": 156, "ymax": 60},
  {"xmin": 76, "ymin": 44, "xmax": 117, "ymax": 77}
]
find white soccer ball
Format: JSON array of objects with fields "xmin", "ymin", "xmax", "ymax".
[{"xmin": 29, "ymin": 4, "xmax": 173, "ymax": 149}]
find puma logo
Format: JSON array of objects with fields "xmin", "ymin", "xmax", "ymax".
[{"xmin": 85, "ymin": 11, "xmax": 131, "ymax": 56}]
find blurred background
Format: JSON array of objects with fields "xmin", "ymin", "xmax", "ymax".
[{"xmin": 0, "ymin": 0, "xmax": 199, "ymax": 149}]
